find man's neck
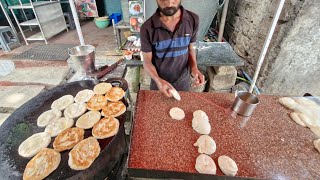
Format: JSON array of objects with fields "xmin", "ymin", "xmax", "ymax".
[{"xmin": 160, "ymin": 8, "xmax": 182, "ymax": 22}]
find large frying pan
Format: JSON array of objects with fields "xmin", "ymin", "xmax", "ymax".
[{"xmin": 0, "ymin": 78, "xmax": 128, "ymax": 180}]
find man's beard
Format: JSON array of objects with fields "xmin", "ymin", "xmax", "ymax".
[{"xmin": 158, "ymin": 2, "xmax": 181, "ymax": 16}]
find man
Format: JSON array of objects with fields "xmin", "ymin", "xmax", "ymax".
[{"xmin": 140, "ymin": 0, "xmax": 205, "ymax": 97}]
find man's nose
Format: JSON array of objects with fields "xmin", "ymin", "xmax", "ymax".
[
  {"xmin": 169, "ymin": 0, "xmax": 175, "ymax": 7},
  {"xmin": 164, "ymin": 0, "xmax": 176, "ymax": 7}
]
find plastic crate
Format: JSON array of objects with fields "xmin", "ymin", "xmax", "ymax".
[{"xmin": 110, "ymin": 13, "xmax": 122, "ymax": 24}]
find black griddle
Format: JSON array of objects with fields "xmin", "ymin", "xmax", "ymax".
[{"xmin": 0, "ymin": 79, "xmax": 128, "ymax": 180}]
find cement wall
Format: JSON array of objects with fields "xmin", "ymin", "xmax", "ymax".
[
  {"xmin": 262, "ymin": 0, "xmax": 320, "ymax": 96},
  {"xmin": 225, "ymin": 0, "xmax": 320, "ymax": 96}
]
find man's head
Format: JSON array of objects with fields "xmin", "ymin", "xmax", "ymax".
[{"xmin": 156, "ymin": 0, "xmax": 182, "ymax": 16}]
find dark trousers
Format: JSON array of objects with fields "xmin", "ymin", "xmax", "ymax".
[{"xmin": 150, "ymin": 69, "xmax": 191, "ymax": 91}]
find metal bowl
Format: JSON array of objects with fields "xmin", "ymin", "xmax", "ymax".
[{"xmin": 231, "ymin": 91, "xmax": 260, "ymax": 117}]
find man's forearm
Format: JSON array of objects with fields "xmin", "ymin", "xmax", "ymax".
[
  {"xmin": 142, "ymin": 52, "xmax": 162, "ymax": 84},
  {"xmin": 143, "ymin": 60, "xmax": 162, "ymax": 84},
  {"xmin": 188, "ymin": 43, "xmax": 198, "ymax": 71}
]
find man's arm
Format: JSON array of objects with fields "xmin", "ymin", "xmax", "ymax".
[
  {"xmin": 142, "ymin": 52, "xmax": 173, "ymax": 97},
  {"xmin": 188, "ymin": 13, "xmax": 205, "ymax": 86},
  {"xmin": 188, "ymin": 43, "xmax": 205, "ymax": 86}
]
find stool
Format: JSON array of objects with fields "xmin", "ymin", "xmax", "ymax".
[
  {"xmin": 64, "ymin": 12, "xmax": 76, "ymax": 30},
  {"xmin": 0, "ymin": 26, "xmax": 19, "ymax": 52}
]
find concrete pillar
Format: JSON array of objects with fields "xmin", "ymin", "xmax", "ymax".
[
  {"xmin": 124, "ymin": 67, "xmax": 140, "ymax": 93},
  {"xmin": 139, "ymin": 67, "xmax": 151, "ymax": 90}
]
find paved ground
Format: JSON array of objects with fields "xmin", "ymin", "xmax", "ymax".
[{"xmin": 0, "ymin": 21, "xmax": 122, "ymax": 126}]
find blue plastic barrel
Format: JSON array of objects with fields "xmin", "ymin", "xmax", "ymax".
[{"xmin": 110, "ymin": 13, "xmax": 122, "ymax": 24}]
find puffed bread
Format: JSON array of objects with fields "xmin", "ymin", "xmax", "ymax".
[
  {"xmin": 105, "ymin": 87, "xmax": 125, "ymax": 102},
  {"xmin": 92, "ymin": 116, "xmax": 119, "ymax": 139},
  {"xmin": 93, "ymin": 82, "xmax": 112, "ymax": 95},
  {"xmin": 37, "ymin": 109, "xmax": 62, "ymax": 127},
  {"xmin": 101, "ymin": 101, "xmax": 126, "ymax": 117},
  {"xmin": 87, "ymin": 94, "xmax": 108, "ymax": 111},
  {"xmin": 53, "ymin": 127, "xmax": 85, "ymax": 152},
  {"xmin": 76, "ymin": 111, "xmax": 101, "ymax": 129},
  {"xmin": 23, "ymin": 148, "xmax": 60, "ymax": 180},
  {"xmin": 68, "ymin": 137, "xmax": 100, "ymax": 170},
  {"xmin": 45, "ymin": 117, "xmax": 74, "ymax": 137},
  {"xmin": 64, "ymin": 102, "xmax": 87, "ymax": 119},
  {"xmin": 51, "ymin": 95, "xmax": 74, "ymax": 111},
  {"xmin": 75, "ymin": 89, "xmax": 95, "ymax": 103},
  {"xmin": 18, "ymin": 132, "xmax": 51, "ymax": 158}
]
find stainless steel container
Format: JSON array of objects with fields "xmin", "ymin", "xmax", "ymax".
[
  {"xmin": 231, "ymin": 91, "xmax": 260, "ymax": 116},
  {"xmin": 68, "ymin": 45, "xmax": 96, "ymax": 73}
]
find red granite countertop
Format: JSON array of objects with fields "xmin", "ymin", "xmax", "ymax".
[{"xmin": 128, "ymin": 90, "xmax": 320, "ymax": 179}]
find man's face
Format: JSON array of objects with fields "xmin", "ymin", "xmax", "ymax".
[{"xmin": 156, "ymin": 0, "xmax": 182, "ymax": 16}]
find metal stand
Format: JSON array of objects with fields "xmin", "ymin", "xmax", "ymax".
[
  {"xmin": 112, "ymin": 20, "xmax": 130, "ymax": 49},
  {"xmin": 68, "ymin": 0, "xmax": 85, "ymax": 45},
  {"xmin": 0, "ymin": 1, "xmax": 18, "ymax": 36},
  {"xmin": 8, "ymin": 0, "xmax": 68, "ymax": 45}
]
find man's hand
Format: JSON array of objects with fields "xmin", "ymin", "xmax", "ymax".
[
  {"xmin": 191, "ymin": 68, "xmax": 205, "ymax": 87},
  {"xmin": 155, "ymin": 79, "xmax": 174, "ymax": 97}
]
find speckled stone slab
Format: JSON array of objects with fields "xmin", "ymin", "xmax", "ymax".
[
  {"xmin": 128, "ymin": 90, "xmax": 320, "ymax": 179},
  {"xmin": 125, "ymin": 42, "xmax": 244, "ymax": 67},
  {"xmin": 196, "ymin": 42, "xmax": 244, "ymax": 66}
]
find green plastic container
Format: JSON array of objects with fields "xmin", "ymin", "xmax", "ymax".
[{"xmin": 94, "ymin": 17, "xmax": 110, "ymax": 28}]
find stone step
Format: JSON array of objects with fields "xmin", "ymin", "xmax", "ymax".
[
  {"xmin": 207, "ymin": 66, "xmax": 237, "ymax": 91},
  {"xmin": 0, "ymin": 85, "xmax": 45, "ymax": 109},
  {"xmin": 0, "ymin": 66, "xmax": 70, "ymax": 86}
]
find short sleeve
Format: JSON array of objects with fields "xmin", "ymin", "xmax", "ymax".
[
  {"xmin": 140, "ymin": 24, "xmax": 153, "ymax": 52},
  {"xmin": 190, "ymin": 14, "xmax": 199, "ymax": 43}
]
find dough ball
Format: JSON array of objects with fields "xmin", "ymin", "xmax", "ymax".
[
  {"xmin": 310, "ymin": 126, "xmax": 320, "ymax": 137},
  {"xmin": 314, "ymin": 139, "xmax": 320, "ymax": 153},
  {"xmin": 218, "ymin": 155, "xmax": 238, "ymax": 176},
  {"xmin": 294, "ymin": 97, "xmax": 318, "ymax": 107},
  {"xmin": 169, "ymin": 89, "xmax": 181, "ymax": 101},
  {"xmin": 289, "ymin": 112, "xmax": 306, "ymax": 127},
  {"xmin": 194, "ymin": 135, "xmax": 216, "ymax": 155},
  {"xmin": 169, "ymin": 107, "xmax": 185, "ymax": 120},
  {"xmin": 192, "ymin": 116, "xmax": 211, "ymax": 135},
  {"xmin": 278, "ymin": 97, "xmax": 297, "ymax": 110},
  {"xmin": 193, "ymin": 110, "xmax": 208, "ymax": 120},
  {"xmin": 298, "ymin": 113, "xmax": 320, "ymax": 127},
  {"xmin": 195, "ymin": 154, "xmax": 216, "ymax": 175}
]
